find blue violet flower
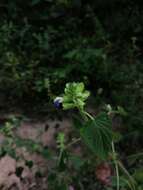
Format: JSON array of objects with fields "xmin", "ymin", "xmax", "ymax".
[{"xmin": 54, "ymin": 97, "xmax": 63, "ymax": 109}]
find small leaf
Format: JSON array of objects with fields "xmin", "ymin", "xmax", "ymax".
[
  {"xmin": 82, "ymin": 90, "xmax": 90, "ymax": 99},
  {"xmin": 117, "ymin": 106, "xmax": 128, "ymax": 116},
  {"xmin": 62, "ymin": 102, "xmax": 75, "ymax": 110},
  {"xmin": 75, "ymin": 82, "xmax": 84, "ymax": 93}
]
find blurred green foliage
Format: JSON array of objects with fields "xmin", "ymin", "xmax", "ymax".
[{"xmin": 0, "ymin": 0, "xmax": 142, "ymax": 134}]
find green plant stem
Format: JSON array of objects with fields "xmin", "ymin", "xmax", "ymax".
[
  {"xmin": 79, "ymin": 109, "xmax": 94, "ymax": 122},
  {"xmin": 118, "ymin": 161, "xmax": 136, "ymax": 190},
  {"xmin": 83, "ymin": 111, "xmax": 94, "ymax": 120},
  {"xmin": 111, "ymin": 141, "xmax": 120, "ymax": 190},
  {"xmin": 66, "ymin": 138, "xmax": 81, "ymax": 149},
  {"xmin": 58, "ymin": 148, "xmax": 64, "ymax": 167},
  {"xmin": 127, "ymin": 152, "xmax": 143, "ymax": 159},
  {"xmin": 58, "ymin": 137, "xmax": 81, "ymax": 166}
]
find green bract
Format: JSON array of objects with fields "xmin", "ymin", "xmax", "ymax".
[{"xmin": 63, "ymin": 82, "xmax": 90, "ymax": 110}]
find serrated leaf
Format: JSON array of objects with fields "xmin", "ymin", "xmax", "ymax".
[
  {"xmin": 75, "ymin": 82, "xmax": 84, "ymax": 93},
  {"xmin": 80, "ymin": 113, "xmax": 113, "ymax": 160}
]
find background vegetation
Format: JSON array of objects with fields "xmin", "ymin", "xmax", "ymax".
[
  {"xmin": 0, "ymin": 1, "xmax": 143, "ymax": 188},
  {"xmin": 0, "ymin": 0, "xmax": 142, "ymax": 132}
]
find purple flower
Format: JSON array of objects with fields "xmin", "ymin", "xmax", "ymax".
[{"xmin": 54, "ymin": 97, "xmax": 63, "ymax": 109}]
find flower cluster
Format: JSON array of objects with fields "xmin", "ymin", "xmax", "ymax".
[{"xmin": 54, "ymin": 82, "xmax": 90, "ymax": 111}]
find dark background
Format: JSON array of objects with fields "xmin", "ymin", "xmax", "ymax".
[{"xmin": 0, "ymin": 0, "xmax": 143, "ymax": 135}]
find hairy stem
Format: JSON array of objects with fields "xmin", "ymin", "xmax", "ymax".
[
  {"xmin": 112, "ymin": 141, "xmax": 120, "ymax": 190},
  {"xmin": 118, "ymin": 161, "xmax": 136, "ymax": 190},
  {"xmin": 83, "ymin": 111, "xmax": 94, "ymax": 120},
  {"xmin": 66, "ymin": 138, "xmax": 81, "ymax": 149}
]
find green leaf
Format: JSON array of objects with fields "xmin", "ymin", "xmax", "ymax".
[
  {"xmin": 133, "ymin": 169, "xmax": 143, "ymax": 183},
  {"xmin": 82, "ymin": 90, "xmax": 90, "ymax": 99},
  {"xmin": 111, "ymin": 176, "xmax": 128, "ymax": 187},
  {"xmin": 75, "ymin": 82, "xmax": 84, "ymax": 93},
  {"xmin": 80, "ymin": 113, "xmax": 113, "ymax": 160},
  {"xmin": 117, "ymin": 106, "xmax": 128, "ymax": 116},
  {"xmin": 62, "ymin": 102, "xmax": 75, "ymax": 110}
]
